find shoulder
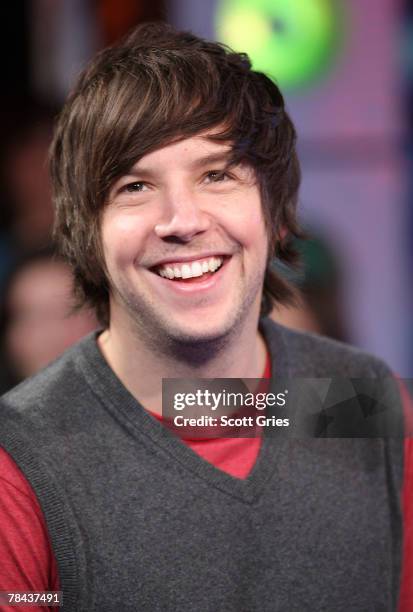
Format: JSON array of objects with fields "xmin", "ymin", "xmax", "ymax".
[
  {"xmin": 260, "ymin": 317, "xmax": 394, "ymax": 377},
  {"xmin": 0, "ymin": 332, "xmax": 98, "ymax": 425}
]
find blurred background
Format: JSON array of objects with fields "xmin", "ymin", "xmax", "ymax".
[{"xmin": 0, "ymin": 0, "xmax": 412, "ymax": 392}]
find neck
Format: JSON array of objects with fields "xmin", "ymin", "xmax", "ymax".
[{"xmin": 98, "ymin": 315, "xmax": 267, "ymax": 415}]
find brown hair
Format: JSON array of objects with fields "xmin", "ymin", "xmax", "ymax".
[{"xmin": 50, "ymin": 21, "xmax": 302, "ymax": 326}]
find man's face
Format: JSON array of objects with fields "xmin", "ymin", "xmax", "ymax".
[{"xmin": 101, "ymin": 131, "xmax": 269, "ymax": 346}]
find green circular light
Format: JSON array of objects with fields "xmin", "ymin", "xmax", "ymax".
[{"xmin": 215, "ymin": 0, "xmax": 341, "ymax": 90}]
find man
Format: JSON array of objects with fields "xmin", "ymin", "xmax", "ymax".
[{"xmin": 0, "ymin": 22, "xmax": 412, "ymax": 612}]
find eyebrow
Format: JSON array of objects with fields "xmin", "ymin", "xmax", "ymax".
[{"xmin": 127, "ymin": 151, "xmax": 234, "ymax": 179}]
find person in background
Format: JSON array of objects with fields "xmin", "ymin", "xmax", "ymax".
[
  {"xmin": 0, "ymin": 250, "xmax": 97, "ymax": 393},
  {"xmin": 271, "ymin": 234, "xmax": 348, "ymax": 341}
]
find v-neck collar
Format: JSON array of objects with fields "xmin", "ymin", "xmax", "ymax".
[{"xmin": 77, "ymin": 317, "xmax": 292, "ymax": 504}]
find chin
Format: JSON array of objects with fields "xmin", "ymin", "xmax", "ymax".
[
  {"xmin": 167, "ymin": 322, "xmax": 233, "ymax": 345},
  {"xmin": 154, "ymin": 310, "xmax": 242, "ymax": 346}
]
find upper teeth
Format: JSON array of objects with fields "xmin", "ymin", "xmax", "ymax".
[{"xmin": 157, "ymin": 257, "xmax": 224, "ymax": 279}]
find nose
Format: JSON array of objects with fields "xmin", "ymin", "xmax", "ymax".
[{"xmin": 154, "ymin": 188, "xmax": 211, "ymax": 241}]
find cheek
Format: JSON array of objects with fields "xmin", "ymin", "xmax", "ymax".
[
  {"xmin": 221, "ymin": 196, "xmax": 268, "ymax": 252},
  {"xmin": 101, "ymin": 211, "xmax": 150, "ymax": 268}
]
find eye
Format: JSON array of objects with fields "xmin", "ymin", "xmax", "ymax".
[
  {"xmin": 121, "ymin": 181, "xmax": 148, "ymax": 193},
  {"xmin": 204, "ymin": 170, "xmax": 232, "ymax": 184}
]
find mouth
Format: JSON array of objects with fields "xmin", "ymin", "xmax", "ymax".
[{"xmin": 150, "ymin": 255, "xmax": 229, "ymax": 284}]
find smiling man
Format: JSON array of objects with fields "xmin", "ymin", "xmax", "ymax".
[
  {"xmin": 0, "ymin": 22, "xmax": 412, "ymax": 612},
  {"xmin": 98, "ymin": 134, "xmax": 270, "ymax": 410}
]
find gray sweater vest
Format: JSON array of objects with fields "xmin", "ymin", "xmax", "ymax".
[{"xmin": 0, "ymin": 319, "xmax": 404, "ymax": 611}]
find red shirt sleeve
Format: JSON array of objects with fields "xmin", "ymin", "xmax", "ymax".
[{"xmin": 0, "ymin": 447, "xmax": 59, "ymax": 612}]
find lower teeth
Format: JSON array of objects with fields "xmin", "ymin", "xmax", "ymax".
[{"xmin": 175, "ymin": 270, "xmax": 216, "ymax": 281}]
